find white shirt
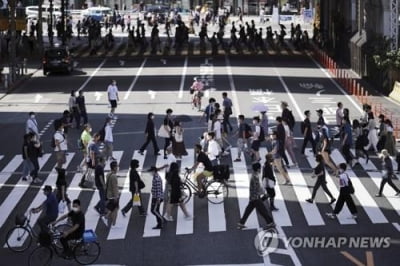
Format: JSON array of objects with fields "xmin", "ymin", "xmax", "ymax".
[
  {"xmin": 104, "ymin": 124, "xmax": 113, "ymax": 142},
  {"xmin": 253, "ymin": 124, "xmax": 261, "ymax": 138},
  {"xmin": 214, "ymin": 120, "xmax": 222, "ymax": 140},
  {"xmin": 107, "ymin": 84, "xmax": 119, "ymax": 100},
  {"xmin": 26, "ymin": 118, "xmax": 39, "ymax": 135},
  {"xmin": 54, "ymin": 131, "xmax": 67, "ymax": 151},
  {"xmin": 336, "ymin": 108, "xmax": 344, "ymax": 125},
  {"xmin": 207, "ymin": 140, "xmax": 220, "ymax": 161}
]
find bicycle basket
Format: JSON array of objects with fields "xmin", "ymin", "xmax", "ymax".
[
  {"xmin": 15, "ymin": 214, "xmax": 26, "ymax": 226},
  {"xmin": 212, "ymin": 165, "xmax": 230, "ymax": 181},
  {"xmin": 83, "ymin": 230, "xmax": 97, "ymax": 243},
  {"xmin": 38, "ymin": 231, "xmax": 52, "ymax": 247}
]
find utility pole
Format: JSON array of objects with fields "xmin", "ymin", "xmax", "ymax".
[{"xmin": 9, "ymin": 0, "xmax": 16, "ymax": 84}]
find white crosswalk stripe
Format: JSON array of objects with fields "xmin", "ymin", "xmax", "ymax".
[{"xmin": 1, "ymin": 147, "xmax": 400, "ymax": 246}]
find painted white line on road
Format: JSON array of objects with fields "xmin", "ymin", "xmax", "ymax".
[
  {"xmin": 84, "ymin": 151, "xmax": 124, "ymax": 232},
  {"xmin": 108, "ymin": 150, "xmax": 145, "ymax": 240},
  {"xmin": 306, "ymin": 52, "xmax": 363, "ymax": 114},
  {"xmin": 225, "ymin": 55, "xmax": 242, "ymax": 117},
  {"xmin": 259, "ymin": 148, "xmax": 292, "ymax": 227},
  {"xmin": 123, "ymin": 58, "xmax": 147, "ymax": 100},
  {"xmin": 231, "ymin": 147, "xmax": 259, "ymax": 229},
  {"xmin": 178, "ymin": 56, "xmax": 188, "ymax": 99},
  {"xmin": 208, "ymin": 187, "xmax": 227, "ymax": 232},
  {"xmin": 350, "ymin": 149, "xmax": 400, "ymax": 217},
  {"xmin": 393, "ymin": 222, "xmax": 400, "ymax": 232},
  {"xmin": 0, "ymin": 154, "xmax": 51, "ymax": 229},
  {"xmin": 305, "ymin": 149, "xmax": 356, "ymax": 225},
  {"xmin": 330, "ymin": 149, "xmax": 388, "ymax": 223},
  {"xmin": 77, "ymin": 59, "xmax": 107, "ymax": 92},
  {"xmin": 0, "ymin": 155, "xmax": 23, "ymax": 186},
  {"xmin": 5, "ymin": 153, "xmax": 74, "ymax": 248},
  {"xmin": 176, "ymin": 149, "xmax": 194, "ymax": 235}
]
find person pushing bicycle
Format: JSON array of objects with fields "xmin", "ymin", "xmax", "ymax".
[
  {"xmin": 51, "ymin": 199, "xmax": 85, "ymax": 259},
  {"xmin": 190, "ymin": 144, "xmax": 214, "ymax": 195}
]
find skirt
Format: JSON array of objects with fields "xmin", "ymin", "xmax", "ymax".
[
  {"xmin": 384, "ymin": 132, "xmax": 397, "ymax": 156},
  {"xmin": 172, "ymin": 140, "xmax": 188, "ymax": 157}
]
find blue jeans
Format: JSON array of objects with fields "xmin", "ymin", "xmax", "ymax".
[{"xmin": 22, "ymin": 159, "xmax": 34, "ymax": 177}]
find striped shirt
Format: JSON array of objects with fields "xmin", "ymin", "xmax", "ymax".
[{"xmin": 151, "ymin": 173, "xmax": 164, "ymax": 199}]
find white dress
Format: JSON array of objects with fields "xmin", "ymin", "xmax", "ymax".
[{"xmin": 365, "ymin": 119, "xmax": 378, "ymax": 151}]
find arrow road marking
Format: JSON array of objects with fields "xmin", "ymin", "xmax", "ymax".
[
  {"xmin": 148, "ymin": 90, "xmax": 156, "ymax": 99},
  {"xmin": 316, "ymin": 89, "xmax": 325, "ymax": 96},
  {"xmin": 178, "ymin": 56, "xmax": 188, "ymax": 99},
  {"xmin": 34, "ymin": 94, "xmax": 43, "ymax": 103},
  {"xmin": 94, "ymin": 91, "xmax": 103, "ymax": 101}
]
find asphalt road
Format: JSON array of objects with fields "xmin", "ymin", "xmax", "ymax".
[{"xmin": 0, "ymin": 51, "xmax": 399, "ymax": 266}]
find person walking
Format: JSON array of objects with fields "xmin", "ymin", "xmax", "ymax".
[
  {"xmin": 376, "ymin": 114, "xmax": 386, "ymax": 152},
  {"xmin": 76, "ymin": 91, "xmax": 88, "ymax": 125},
  {"xmin": 55, "ymin": 167, "xmax": 71, "ymax": 213},
  {"xmin": 301, "ymin": 110, "xmax": 316, "ymax": 155},
  {"xmin": 162, "ymin": 109, "xmax": 174, "ymax": 159},
  {"xmin": 326, "ymin": 163, "xmax": 358, "ymax": 220},
  {"xmin": 340, "ymin": 118, "xmax": 356, "ymax": 167},
  {"xmin": 306, "ymin": 154, "xmax": 336, "ymax": 204},
  {"xmin": 234, "ymin": 115, "xmax": 251, "ymax": 162},
  {"xmin": 79, "ymin": 124, "xmax": 92, "ymax": 172},
  {"xmin": 250, "ymin": 116, "xmax": 264, "ymax": 163},
  {"xmin": 283, "ymin": 118, "xmax": 297, "ymax": 167},
  {"xmin": 102, "ymin": 161, "xmax": 120, "ymax": 227},
  {"xmin": 383, "ymin": 119, "xmax": 397, "ymax": 156},
  {"xmin": 54, "ymin": 120, "xmax": 67, "ymax": 169},
  {"xmin": 104, "ymin": 117, "xmax": 115, "ymax": 161},
  {"xmin": 270, "ymin": 131, "xmax": 290, "ymax": 185},
  {"xmin": 28, "ymin": 133, "xmax": 42, "ymax": 183},
  {"xmin": 107, "ymin": 80, "xmax": 119, "ymax": 118},
  {"xmin": 26, "ymin": 111, "xmax": 40, "ymax": 139},
  {"xmin": 364, "ymin": 113, "xmax": 378, "ymax": 153},
  {"xmin": 172, "ymin": 120, "xmax": 188, "ymax": 160},
  {"xmin": 353, "ymin": 119, "xmax": 369, "ymax": 164},
  {"xmin": 206, "ymin": 132, "xmax": 221, "ymax": 166},
  {"xmin": 222, "ymin": 92, "xmax": 233, "ymax": 133},
  {"xmin": 22, "ymin": 134, "xmax": 34, "ymax": 182},
  {"xmin": 276, "ymin": 116, "xmax": 289, "ymax": 167},
  {"xmin": 164, "ymin": 162, "xmax": 192, "ymax": 221},
  {"xmin": 149, "ymin": 166, "xmax": 164, "ymax": 229},
  {"xmin": 237, "ymin": 163, "xmax": 275, "ymax": 229},
  {"xmin": 375, "ymin": 149, "xmax": 400, "ymax": 197},
  {"xmin": 318, "ymin": 127, "xmax": 338, "ymax": 175},
  {"xmin": 121, "ymin": 159, "xmax": 146, "ymax": 216},
  {"xmin": 94, "ymin": 157, "xmax": 106, "ymax": 216},
  {"xmin": 68, "ymin": 90, "xmax": 80, "ymax": 129},
  {"xmin": 262, "ymin": 154, "xmax": 278, "ymax": 211},
  {"xmin": 139, "ymin": 112, "xmax": 160, "ymax": 156}
]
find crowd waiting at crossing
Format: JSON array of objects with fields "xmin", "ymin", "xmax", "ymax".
[{"xmin": 21, "ymin": 79, "xmax": 400, "ymax": 234}]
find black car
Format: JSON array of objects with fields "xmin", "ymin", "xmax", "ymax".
[{"xmin": 42, "ymin": 46, "xmax": 73, "ymax": 75}]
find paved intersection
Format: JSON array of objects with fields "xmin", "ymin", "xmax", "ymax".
[{"xmin": 0, "ymin": 52, "xmax": 399, "ymax": 266}]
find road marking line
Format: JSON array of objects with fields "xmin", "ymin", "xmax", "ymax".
[
  {"xmin": 77, "ymin": 59, "xmax": 107, "ymax": 92},
  {"xmin": 393, "ymin": 222, "xmax": 400, "ymax": 232},
  {"xmin": 123, "ymin": 58, "xmax": 147, "ymax": 100},
  {"xmin": 330, "ymin": 149, "xmax": 388, "ymax": 224},
  {"xmin": 5, "ymin": 153, "xmax": 74, "ymax": 248},
  {"xmin": 0, "ymin": 155, "xmax": 23, "ymax": 185},
  {"xmin": 176, "ymin": 149, "xmax": 194, "ymax": 235},
  {"xmin": 231, "ymin": 147, "xmax": 259, "ymax": 229},
  {"xmin": 0, "ymin": 154, "xmax": 51, "ymax": 229},
  {"xmin": 84, "ymin": 151, "xmax": 124, "ymax": 232},
  {"xmin": 178, "ymin": 56, "xmax": 188, "ymax": 99},
  {"xmin": 225, "ymin": 55, "xmax": 242, "ymax": 117},
  {"xmin": 108, "ymin": 151, "xmax": 145, "ymax": 240}
]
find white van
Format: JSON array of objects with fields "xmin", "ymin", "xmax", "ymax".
[
  {"xmin": 81, "ymin": 6, "xmax": 112, "ymax": 21},
  {"xmin": 25, "ymin": 5, "xmax": 62, "ymax": 20}
]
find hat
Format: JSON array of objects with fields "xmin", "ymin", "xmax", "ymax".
[
  {"xmin": 43, "ymin": 185, "xmax": 52, "ymax": 192},
  {"xmin": 379, "ymin": 149, "xmax": 389, "ymax": 158},
  {"xmin": 316, "ymin": 109, "xmax": 323, "ymax": 114}
]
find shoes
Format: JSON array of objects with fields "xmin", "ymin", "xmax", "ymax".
[
  {"xmin": 121, "ymin": 210, "xmax": 126, "ymax": 217},
  {"xmin": 237, "ymin": 223, "xmax": 246, "ymax": 230},
  {"xmin": 282, "ymin": 180, "xmax": 291, "ymax": 185},
  {"xmin": 326, "ymin": 212, "xmax": 336, "ymax": 220},
  {"xmin": 152, "ymin": 225, "xmax": 162, "ymax": 230},
  {"xmin": 330, "ymin": 198, "xmax": 336, "ymax": 204},
  {"xmin": 375, "ymin": 194, "xmax": 382, "ymax": 197},
  {"xmin": 234, "ymin": 158, "xmax": 241, "ymax": 162},
  {"xmin": 163, "ymin": 215, "xmax": 174, "ymax": 222},
  {"xmin": 270, "ymin": 206, "xmax": 279, "ymax": 212},
  {"xmin": 184, "ymin": 215, "xmax": 193, "ymax": 221},
  {"xmin": 32, "ymin": 178, "xmax": 42, "ymax": 184},
  {"xmin": 22, "ymin": 176, "xmax": 27, "ymax": 181},
  {"xmin": 305, "ymin": 198, "xmax": 313, "ymax": 203}
]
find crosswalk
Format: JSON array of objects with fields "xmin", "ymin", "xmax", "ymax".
[{"xmin": 1, "ymin": 146, "xmax": 400, "ymax": 248}]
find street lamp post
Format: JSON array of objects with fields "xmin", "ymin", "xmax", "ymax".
[{"xmin": 9, "ymin": 0, "xmax": 16, "ymax": 85}]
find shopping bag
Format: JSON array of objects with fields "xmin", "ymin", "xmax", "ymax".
[
  {"xmin": 132, "ymin": 193, "xmax": 141, "ymax": 206},
  {"xmin": 157, "ymin": 125, "xmax": 170, "ymax": 138}
]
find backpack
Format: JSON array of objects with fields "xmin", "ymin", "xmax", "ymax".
[
  {"xmin": 300, "ymin": 121, "xmax": 306, "ymax": 134},
  {"xmin": 244, "ymin": 123, "xmax": 252, "ymax": 139},
  {"xmin": 258, "ymin": 125, "xmax": 265, "ymax": 141},
  {"xmin": 287, "ymin": 110, "xmax": 296, "ymax": 129}
]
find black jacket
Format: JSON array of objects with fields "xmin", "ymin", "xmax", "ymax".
[{"xmin": 145, "ymin": 119, "xmax": 155, "ymax": 136}]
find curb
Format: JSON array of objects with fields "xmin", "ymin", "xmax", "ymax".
[{"xmin": 0, "ymin": 67, "xmax": 41, "ymax": 100}]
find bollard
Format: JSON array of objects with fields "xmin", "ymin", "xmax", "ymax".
[
  {"xmin": 4, "ymin": 74, "xmax": 8, "ymax": 89},
  {"xmin": 360, "ymin": 87, "xmax": 364, "ymax": 103},
  {"xmin": 23, "ymin": 58, "xmax": 27, "ymax": 75}
]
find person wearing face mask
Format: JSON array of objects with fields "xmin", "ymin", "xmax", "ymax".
[
  {"xmin": 139, "ymin": 112, "xmax": 160, "ymax": 156},
  {"xmin": 51, "ymin": 199, "xmax": 85, "ymax": 258},
  {"xmin": 26, "ymin": 111, "xmax": 40, "ymax": 139},
  {"xmin": 31, "ymin": 185, "xmax": 58, "ymax": 233},
  {"xmin": 326, "ymin": 163, "xmax": 358, "ymax": 220}
]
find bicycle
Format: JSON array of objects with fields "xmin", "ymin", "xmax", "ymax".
[
  {"xmin": 5, "ymin": 212, "xmax": 71, "ymax": 252},
  {"xmin": 28, "ymin": 226, "xmax": 100, "ymax": 266},
  {"xmin": 181, "ymin": 167, "xmax": 229, "ymax": 204}
]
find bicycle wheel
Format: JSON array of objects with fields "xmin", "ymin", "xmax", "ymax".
[
  {"xmin": 53, "ymin": 223, "xmax": 72, "ymax": 254},
  {"xmin": 74, "ymin": 241, "xmax": 101, "ymax": 265},
  {"xmin": 180, "ymin": 183, "xmax": 192, "ymax": 204},
  {"xmin": 28, "ymin": 246, "xmax": 52, "ymax": 266},
  {"xmin": 6, "ymin": 226, "xmax": 32, "ymax": 252},
  {"xmin": 206, "ymin": 180, "xmax": 228, "ymax": 204}
]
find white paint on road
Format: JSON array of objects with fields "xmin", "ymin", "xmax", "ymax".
[
  {"xmin": 77, "ymin": 59, "xmax": 107, "ymax": 92},
  {"xmin": 178, "ymin": 56, "xmax": 188, "ymax": 99},
  {"xmin": 94, "ymin": 91, "xmax": 103, "ymax": 101},
  {"xmin": 123, "ymin": 58, "xmax": 147, "ymax": 100},
  {"xmin": 34, "ymin": 94, "xmax": 43, "ymax": 103}
]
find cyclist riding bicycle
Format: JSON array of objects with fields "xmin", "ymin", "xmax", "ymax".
[
  {"xmin": 31, "ymin": 185, "xmax": 58, "ymax": 234},
  {"xmin": 190, "ymin": 77, "xmax": 204, "ymax": 111},
  {"xmin": 51, "ymin": 199, "xmax": 85, "ymax": 259},
  {"xmin": 190, "ymin": 144, "xmax": 214, "ymax": 195}
]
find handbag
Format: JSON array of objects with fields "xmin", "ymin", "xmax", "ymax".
[
  {"xmin": 158, "ymin": 125, "xmax": 170, "ymax": 138},
  {"xmin": 132, "ymin": 193, "xmax": 141, "ymax": 206},
  {"xmin": 138, "ymin": 179, "xmax": 145, "ymax": 189}
]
